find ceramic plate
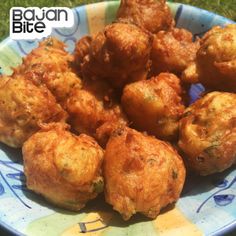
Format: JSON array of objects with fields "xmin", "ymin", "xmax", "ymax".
[{"xmin": 0, "ymin": 1, "xmax": 235, "ymax": 236}]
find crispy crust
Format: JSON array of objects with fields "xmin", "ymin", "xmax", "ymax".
[
  {"xmin": 178, "ymin": 92, "xmax": 236, "ymax": 175},
  {"xmin": 104, "ymin": 127, "xmax": 186, "ymax": 220},
  {"xmin": 80, "ymin": 23, "xmax": 153, "ymax": 88},
  {"xmin": 0, "ymin": 75, "xmax": 67, "ymax": 148},
  {"xmin": 116, "ymin": 0, "xmax": 174, "ymax": 33},
  {"xmin": 23, "ymin": 122, "xmax": 104, "ymax": 211},
  {"xmin": 122, "ymin": 73, "xmax": 186, "ymax": 140}
]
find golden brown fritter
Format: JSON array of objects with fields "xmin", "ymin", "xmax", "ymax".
[
  {"xmin": 15, "ymin": 37, "xmax": 127, "ymax": 146},
  {"xmin": 178, "ymin": 92, "xmax": 236, "ymax": 176},
  {"xmin": 74, "ymin": 36, "xmax": 92, "ymax": 75},
  {"xmin": 95, "ymin": 120, "xmax": 127, "ymax": 148},
  {"xmin": 16, "ymin": 37, "xmax": 82, "ymax": 103},
  {"xmin": 81, "ymin": 23, "xmax": 153, "ymax": 88},
  {"xmin": 23, "ymin": 123, "xmax": 104, "ymax": 211},
  {"xmin": 116, "ymin": 0, "xmax": 174, "ymax": 33},
  {"xmin": 65, "ymin": 79, "xmax": 128, "ymax": 146},
  {"xmin": 182, "ymin": 24, "xmax": 236, "ymax": 91},
  {"xmin": 151, "ymin": 28, "xmax": 200, "ymax": 75},
  {"xmin": 104, "ymin": 127, "xmax": 186, "ymax": 220},
  {"xmin": 122, "ymin": 73, "xmax": 186, "ymax": 140},
  {"xmin": 0, "ymin": 75, "xmax": 67, "ymax": 148}
]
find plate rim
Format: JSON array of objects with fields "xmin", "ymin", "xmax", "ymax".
[{"xmin": 0, "ymin": 1, "xmax": 235, "ymax": 236}]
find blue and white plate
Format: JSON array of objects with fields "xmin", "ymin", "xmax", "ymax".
[{"xmin": 0, "ymin": 1, "xmax": 235, "ymax": 235}]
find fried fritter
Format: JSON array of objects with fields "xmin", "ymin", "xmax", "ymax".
[
  {"xmin": 104, "ymin": 127, "xmax": 186, "ymax": 220},
  {"xmin": 74, "ymin": 36, "xmax": 92, "ymax": 75},
  {"xmin": 122, "ymin": 73, "xmax": 185, "ymax": 140},
  {"xmin": 23, "ymin": 123, "xmax": 104, "ymax": 211},
  {"xmin": 151, "ymin": 28, "xmax": 199, "ymax": 75},
  {"xmin": 16, "ymin": 37, "xmax": 82, "ymax": 103},
  {"xmin": 178, "ymin": 92, "xmax": 236, "ymax": 176},
  {"xmin": 80, "ymin": 23, "xmax": 152, "ymax": 88},
  {"xmin": 14, "ymin": 37, "xmax": 127, "ymax": 146},
  {"xmin": 65, "ymin": 79, "xmax": 128, "ymax": 146},
  {"xmin": 95, "ymin": 120, "xmax": 127, "ymax": 148},
  {"xmin": 0, "ymin": 75, "xmax": 67, "ymax": 148},
  {"xmin": 182, "ymin": 24, "xmax": 236, "ymax": 91},
  {"xmin": 116, "ymin": 0, "xmax": 174, "ymax": 33}
]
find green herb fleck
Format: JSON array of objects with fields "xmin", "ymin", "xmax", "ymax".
[
  {"xmin": 203, "ymin": 144, "xmax": 219, "ymax": 157},
  {"xmin": 172, "ymin": 170, "xmax": 178, "ymax": 179},
  {"xmin": 46, "ymin": 39, "xmax": 53, "ymax": 47},
  {"xmin": 93, "ymin": 178, "xmax": 104, "ymax": 193}
]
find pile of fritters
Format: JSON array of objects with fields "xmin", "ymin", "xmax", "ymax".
[{"xmin": 0, "ymin": 0, "xmax": 235, "ymax": 221}]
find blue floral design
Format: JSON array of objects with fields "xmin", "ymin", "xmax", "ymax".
[
  {"xmin": 0, "ymin": 182, "xmax": 4, "ymax": 195},
  {"xmin": 196, "ymin": 177, "xmax": 236, "ymax": 213},
  {"xmin": 213, "ymin": 179, "xmax": 229, "ymax": 188},
  {"xmin": 213, "ymin": 194, "xmax": 235, "ymax": 206},
  {"xmin": 0, "ymin": 160, "xmax": 31, "ymax": 208}
]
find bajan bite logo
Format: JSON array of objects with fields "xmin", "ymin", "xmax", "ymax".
[{"xmin": 10, "ymin": 7, "xmax": 74, "ymax": 40}]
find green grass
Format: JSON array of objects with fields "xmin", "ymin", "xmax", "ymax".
[
  {"xmin": 0, "ymin": 0, "xmax": 235, "ymax": 41},
  {"xmin": 173, "ymin": 0, "xmax": 236, "ymax": 21}
]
